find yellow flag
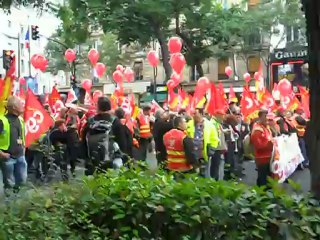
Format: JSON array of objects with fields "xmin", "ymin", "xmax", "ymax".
[{"xmin": 0, "ymin": 75, "xmax": 13, "ymax": 115}]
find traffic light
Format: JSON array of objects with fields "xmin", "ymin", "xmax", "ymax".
[
  {"xmin": 2, "ymin": 50, "xmax": 13, "ymax": 71},
  {"xmin": 31, "ymin": 25, "xmax": 39, "ymax": 40}
]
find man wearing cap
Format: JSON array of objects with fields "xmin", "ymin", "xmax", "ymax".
[
  {"xmin": 0, "ymin": 96, "xmax": 27, "ymax": 192},
  {"xmin": 250, "ymin": 108, "xmax": 274, "ymax": 186}
]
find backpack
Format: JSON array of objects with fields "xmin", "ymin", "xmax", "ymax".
[{"xmin": 85, "ymin": 118, "xmax": 122, "ymax": 173}]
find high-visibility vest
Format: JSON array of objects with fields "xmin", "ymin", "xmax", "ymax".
[
  {"xmin": 138, "ymin": 113, "xmax": 152, "ymax": 139},
  {"xmin": 163, "ymin": 129, "xmax": 192, "ymax": 172},
  {"xmin": 290, "ymin": 117, "xmax": 306, "ymax": 137},
  {"xmin": 0, "ymin": 115, "xmax": 25, "ymax": 151}
]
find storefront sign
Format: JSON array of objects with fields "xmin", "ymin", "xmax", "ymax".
[{"xmin": 271, "ymin": 47, "xmax": 308, "ymax": 63}]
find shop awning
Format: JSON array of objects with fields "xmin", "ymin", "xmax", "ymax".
[{"xmin": 140, "ymin": 93, "xmax": 167, "ymax": 103}]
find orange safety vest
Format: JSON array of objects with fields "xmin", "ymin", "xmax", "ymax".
[
  {"xmin": 163, "ymin": 129, "xmax": 192, "ymax": 172},
  {"xmin": 120, "ymin": 118, "xmax": 139, "ymax": 147},
  {"xmin": 138, "ymin": 113, "xmax": 152, "ymax": 139},
  {"xmin": 290, "ymin": 117, "xmax": 306, "ymax": 137}
]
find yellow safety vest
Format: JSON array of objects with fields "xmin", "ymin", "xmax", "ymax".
[{"xmin": 0, "ymin": 115, "xmax": 25, "ymax": 151}]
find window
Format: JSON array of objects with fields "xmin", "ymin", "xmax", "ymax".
[
  {"xmin": 248, "ymin": 55, "xmax": 260, "ymax": 74},
  {"xmin": 133, "ymin": 61, "xmax": 143, "ymax": 80},
  {"xmin": 20, "ymin": 43, "xmax": 24, "ymax": 57},
  {"xmin": 21, "ymin": 60, "xmax": 25, "ymax": 73},
  {"xmin": 20, "ymin": 26, "xmax": 24, "ymax": 35},
  {"xmin": 218, "ymin": 57, "xmax": 229, "ymax": 79},
  {"xmin": 286, "ymin": 26, "xmax": 300, "ymax": 42}
]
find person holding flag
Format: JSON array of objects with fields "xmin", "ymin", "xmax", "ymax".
[{"xmin": 0, "ymin": 96, "xmax": 27, "ymax": 194}]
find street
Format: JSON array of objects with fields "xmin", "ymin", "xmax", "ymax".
[{"xmin": 0, "ymin": 152, "xmax": 311, "ymax": 196}]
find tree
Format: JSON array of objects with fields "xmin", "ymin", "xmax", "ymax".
[
  {"xmin": 215, "ymin": 0, "xmax": 306, "ymax": 76},
  {"xmin": 302, "ymin": 0, "xmax": 320, "ymax": 198}
]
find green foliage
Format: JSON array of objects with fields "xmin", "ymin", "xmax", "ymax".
[{"xmin": 0, "ymin": 167, "xmax": 319, "ymax": 239}]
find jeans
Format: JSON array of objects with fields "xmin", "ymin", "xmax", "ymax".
[
  {"xmin": 209, "ymin": 151, "xmax": 223, "ymax": 180},
  {"xmin": 1, "ymin": 156, "xmax": 28, "ymax": 189},
  {"xmin": 299, "ymin": 138, "xmax": 309, "ymax": 166},
  {"xmin": 257, "ymin": 163, "xmax": 271, "ymax": 187}
]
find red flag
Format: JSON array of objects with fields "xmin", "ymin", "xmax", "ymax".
[
  {"xmin": 228, "ymin": 84, "xmax": 238, "ymax": 103},
  {"xmin": 151, "ymin": 99, "xmax": 163, "ymax": 114},
  {"xmin": 260, "ymin": 89, "xmax": 276, "ymax": 111},
  {"xmin": 298, "ymin": 85, "xmax": 310, "ymax": 118},
  {"xmin": 205, "ymin": 83, "xmax": 217, "ymax": 116},
  {"xmin": 66, "ymin": 88, "xmax": 78, "ymax": 106},
  {"xmin": 24, "ymin": 89, "xmax": 54, "ymax": 147},
  {"xmin": 49, "ymin": 86, "xmax": 61, "ymax": 109},
  {"xmin": 240, "ymin": 86, "xmax": 259, "ymax": 121}
]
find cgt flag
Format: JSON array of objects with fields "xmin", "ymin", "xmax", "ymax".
[{"xmin": 24, "ymin": 89, "xmax": 54, "ymax": 147}]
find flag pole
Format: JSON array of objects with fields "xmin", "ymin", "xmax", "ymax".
[{"xmin": 28, "ymin": 25, "xmax": 31, "ymax": 77}]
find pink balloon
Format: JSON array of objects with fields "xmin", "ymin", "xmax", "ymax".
[
  {"xmin": 225, "ymin": 66, "xmax": 233, "ymax": 78},
  {"xmin": 169, "ymin": 53, "xmax": 186, "ymax": 74},
  {"xmin": 82, "ymin": 79, "xmax": 92, "ymax": 91},
  {"xmin": 95, "ymin": 62, "xmax": 106, "ymax": 78},
  {"xmin": 116, "ymin": 64, "xmax": 124, "ymax": 72},
  {"xmin": 147, "ymin": 50, "xmax": 159, "ymax": 67},
  {"xmin": 168, "ymin": 37, "xmax": 182, "ymax": 54},
  {"xmin": 254, "ymin": 72, "xmax": 260, "ymax": 81},
  {"xmin": 19, "ymin": 77, "xmax": 26, "ymax": 85},
  {"xmin": 197, "ymin": 77, "xmax": 210, "ymax": 91},
  {"xmin": 278, "ymin": 78, "xmax": 292, "ymax": 96},
  {"xmin": 64, "ymin": 49, "xmax": 76, "ymax": 63},
  {"xmin": 93, "ymin": 90, "xmax": 103, "ymax": 103},
  {"xmin": 171, "ymin": 72, "xmax": 182, "ymax": 85},
  {"xmin": 243, "ymin": 73, "xmax": 251, "ymax": 83},
  {"xmin": 166, "ymin": 79, "xmax": 176, "ymax": 90},
  {"xmin": 88, "ymin": 49, "xmax": 100, "ymax": 65},
  {"xmin": 113, "ymin": 70, "xmax": 123, "ymax": 83},
  {"xmin": 124, "ymin": 67, "xmax": 134, "ymax": 83}
]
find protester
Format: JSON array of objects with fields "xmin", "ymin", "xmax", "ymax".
[
  {"xmin": 163, "ymin": 116, "xmax": 199, "ymax": 172},
  {"xmin": 0, "ymin": 96, "xmax": 27, "ymax": 193},
  {"xmin": 153, "ymin": 110, "xmax": 173, "ymax": 165},
  {"xmin": 186, "ymin": 108, "xmax": 219, "ymax": 178},
  {"xmin": 115, "ymin": 107, "xmax": 133, "ymax": 157},
  {"xmin": 135, "ymin": 106, "xmax": 153, "ymax": 161},
  {"xmin": 250, "ymin": 109, "xmax": 274, "ymax": 186}
]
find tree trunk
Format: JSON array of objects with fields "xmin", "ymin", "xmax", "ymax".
[
  {"xmin": 157, "ymin": 35, "xmax": 171, "ymax": 81},
  {"xmin": 304, "ymin": 0, "xmax": 320, "ymax": 198}
]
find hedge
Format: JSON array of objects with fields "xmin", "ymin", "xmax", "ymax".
[{"xmin": 0, "ymin": 167, "xmax": 320, "ymax": 240}]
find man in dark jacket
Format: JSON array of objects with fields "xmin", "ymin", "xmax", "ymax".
[
  {"xmin": 82, "ymin": 97, "xmax": 128, "ymax": 158},
  {"xmin": 152, "ymin": 110, "xmax": 173, "ymax": 165}
]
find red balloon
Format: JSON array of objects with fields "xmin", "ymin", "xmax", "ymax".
[
  {"xmin": 171, "ymin": 72, "xmax": 182, "ymax": 85},
  {"xmin": 82, "ymin": 79, "xmax": 92, "ymax": 91},
  {"xmin": 278, "ymin": 78, "xmax": 292, "ymax": 96},
  {"xmin": 116, "ymin": 64, "xmax": 124, "ymax": 72},
  {"xmin": 170, "ymin": 53, "xmax": 186, "ymax": 74},
  {"xmin": 39, "ymin": 58, "xmax": 48, "ymax": 72},
  {"xmin": 31, "ymin": 54, "xmax": 47, "ymax": 70},
  {"xmin": 197, "ymin": 77, "xmax": 210, "ymax": 92},
  {"xmin": 124, "ymin": 67, "xmax": 134, "ymax": 83},
  {"xmin": 64, "ymin": 49, "xmax": 76, "ymax": 63},
  {"xmin": 225, "ymin": 66, "xmax": 233, "ymax": 78},
  {"xmin": 95, "ymin": 62, "xmax": 106, "ymax": 78},
  {"xmin": 93, "ymin": 90, "xmax": 103, "ymax": 103},
  {"xmin": 147, "ymin": 50, "xmax": 159, "ymax": 67},
  {"xmin": 113, "ymin": 70, "xmax": 123, "ymax": 83},
  {"xmin": 19, "ymin": 77, "xmax": 26, "ymax": 85},
  {"xmin": 166, "ymin": 79, "xmax": 176, "ymax": 90},
  {"xmin": 254, "ymin": 72, "xmax": 260, "ymax": 81},
  {"xmin": 168, "ymin": 37, "xmax": 182, "ymax": 54},
  {"xmin": 88, "ymin": 49, "xmax": 100, "ymax": 65},
  {"xmin": 243, "ymin": 73, "xmax": 251, "ymax": 83}
]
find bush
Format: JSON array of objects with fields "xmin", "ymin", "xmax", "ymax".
[{"xmin": 0, "ymin": 167, "xmax": 320, "ymax": 240}]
